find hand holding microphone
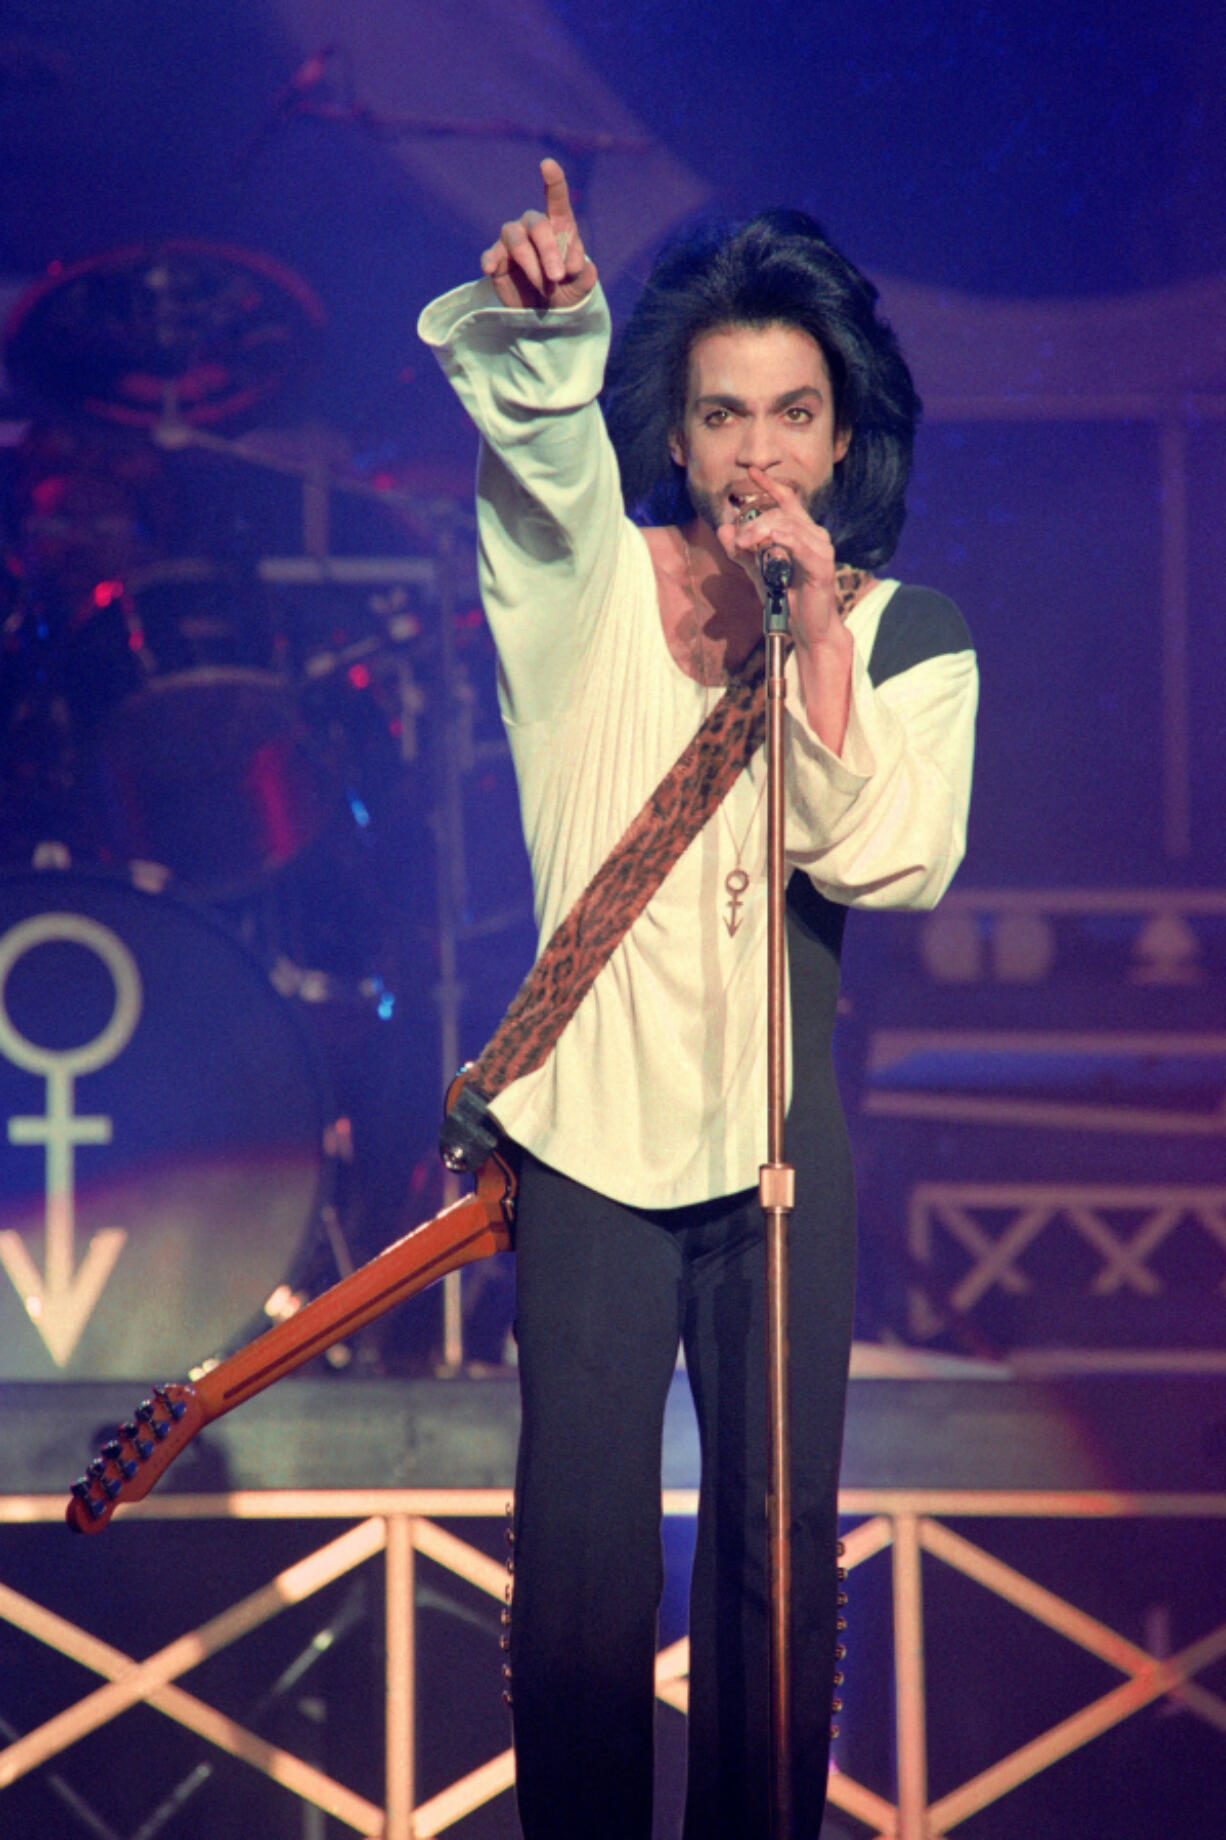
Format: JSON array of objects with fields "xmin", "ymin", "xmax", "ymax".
[
  {"xmin": 718, "ymin": 465, "xmax": 844, "ymax": 647},
  {"xmin": 737, "ymin": 504, "xmax": 793, "ymax": 591},
  {"xmin": 720, "ymin": 465, "xmax": 804, "ymax": 595}
]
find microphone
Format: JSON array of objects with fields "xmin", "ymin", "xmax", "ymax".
[{"xmin": 737, "ymin": 505, "xmax": 793, "ymax": 591}]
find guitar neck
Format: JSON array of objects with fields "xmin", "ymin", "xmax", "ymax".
[
  {"xmin": 68, "ymin": 1140, "xmax": 515, "ymax": 1532},
  {"xmin": 196, "ymin": 1189, "xmax": 512, "ymax": 1423}
]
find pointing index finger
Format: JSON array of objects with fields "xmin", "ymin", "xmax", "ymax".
[{"xmin": 541, "ymin": 157, "xmax": 574, "ymax": 228}]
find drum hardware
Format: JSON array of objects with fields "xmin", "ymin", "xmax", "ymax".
[
  {"xmin": 269, "ymin": 954, "xmax": 396, "ymax": 1021},
  {"xmin": 303, "ymin": 631, "xmax": 385, "ymax": 676},
  {"xmin": 0, "ymin": 606, "xmax": 83, "ymax": 867},
  {"xmin": 376, "ymin": 1147, "xmax": 516, "ymax": 1374},
  {"xmin": 9, "ymin": 543, "xmax": 335, "ymax": 902},
  {"xmin": 234, "ymin": 40, "xmax": 349, "ymax": 175},
  {"xmin": 0, "ymin": 1704, "xmax": 118, "ymax": 1840},
  {"xmin": 126, "ymin": 857, "xmax": 171, "ymax": 893},
  {"xmin": 235, "ymin": 61, "xmax": 653, "ymax": 191},
  {"xmin": 3, "ymin": 477, "xmax": 440, "ymax": 903},
  {"xmin": 11, "ymin": 426, "xmax": 169, "ymax": 595},
  {"xmin": 0, "ymin": 230, "xmax": 521, "ymax": 1371},
  {"xmin": 147, "ymin": 416, "xmax": 444, "ymax": 559},
  {"xmin": 87, "ymin": 664, "xmax": 337, "ymax": 901},
  {"xmin": 121, "ymin": 1579, "xmax": 369, "ymax": 1840},
  {"xmin": 31, "ymin": 840, "xmax": 72, "ymax": 871},
  {"xmin": 3, "ymin": 241, "xmax": 325, "ymax": 432}
]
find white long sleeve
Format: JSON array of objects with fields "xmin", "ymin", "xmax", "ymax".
[{"xmin": 419, "ymin": 280, "xmax": 977, "ymax": 1206}]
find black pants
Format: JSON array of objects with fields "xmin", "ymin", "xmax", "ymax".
[{"xmin": 507, "ymin": 1132, "xmax": 856, "ymax": 1840}]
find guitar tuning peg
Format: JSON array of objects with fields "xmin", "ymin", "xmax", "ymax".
[
  {"xmin": 71, "ymin": 1488, "xmax": 106, "ymax": 1522},
  {"xmin": 153, "ymin": 1386, "xmax": 187, "ymax": 1422}
]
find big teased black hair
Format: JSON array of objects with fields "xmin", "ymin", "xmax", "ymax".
[{"xmin": 602, "ymin": 209, "xmax": 920, "ymax": 570}]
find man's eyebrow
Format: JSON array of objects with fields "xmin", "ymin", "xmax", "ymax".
[{"xmin": 692, "ymin": 385, "xmax": 826, "ymax": 412}]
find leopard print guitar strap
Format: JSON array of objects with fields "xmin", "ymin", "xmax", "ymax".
[{"xmin": 440, "ymin": 645, "xmax": 769, "ymax": 1171}]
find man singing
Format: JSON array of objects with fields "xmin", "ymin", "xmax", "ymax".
[{"xmin": 419, "ymin": 160, "xmax": 976, "ymax": 1840}]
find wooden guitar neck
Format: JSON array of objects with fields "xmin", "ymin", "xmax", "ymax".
[{"xmin": 66, "ymin": 1147, "xmax": 515, "ymax": 1534}]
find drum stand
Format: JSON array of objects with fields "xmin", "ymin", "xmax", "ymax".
[
  {"xmin": 428, "ymin": 511, "xmax": 469, "ymax": 1370},
  {"xmin": 128, "ymin": 1583, "xmax": 367, "ymax": 1840},
  {"xmin": 0, "ymin": 1584, "xmax": 365, "ymax": 1840},
  {"xmin": 0, "ymin": 1705, "xmax": 121, "ymax": 1840},
  {"xmin": 121, "ymin": 398, "xmax": 502, "ymax": 1369}
]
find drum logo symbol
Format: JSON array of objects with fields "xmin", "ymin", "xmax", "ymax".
[{"xmin": 0, "ymin": 914, "xmax": 142, "ymax": 1366}]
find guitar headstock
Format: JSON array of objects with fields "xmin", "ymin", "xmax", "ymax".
[{"xmin": 66, "ymin": 1383, "xmax": 205, "ymax": 1534}]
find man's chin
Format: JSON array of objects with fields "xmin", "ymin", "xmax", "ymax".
[{"xmin": 686, "ymin": 486, "xmax": 726, "ymax": 533}]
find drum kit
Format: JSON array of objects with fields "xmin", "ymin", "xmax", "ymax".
[{"xmin": 0, "ymin": 238, "xmax": 521, "ymax": 1381}]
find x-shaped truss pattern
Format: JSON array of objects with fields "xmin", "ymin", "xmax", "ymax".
[
  {"xmin": 908, "ymin": 1183, "xmax": 1226, "ymax": 1320},
  {"xmin": 0, "ymin": 1488, "xmax": 692, "ymax": 1839},
  {"xmin": 830, "ymin": 1489, "xmax": 1226, "ymax": 1840},
  {"xmin": 2, "ymin": 1487, "xmax": 1224, "ymax": 1838}
]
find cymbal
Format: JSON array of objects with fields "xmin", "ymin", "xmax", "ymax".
[{"xmin": 3, "ymin": 239, "xmax": 326, "ymax": 429}]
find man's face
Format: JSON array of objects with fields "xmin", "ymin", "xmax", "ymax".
[{"xmin": 669, "ymin": 321, "xmax": 850, "ymax": 532}]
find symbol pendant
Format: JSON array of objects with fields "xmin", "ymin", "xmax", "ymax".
[{"xmin": 724, "ymin": 867, "xmax": 750, "ymax": 937}]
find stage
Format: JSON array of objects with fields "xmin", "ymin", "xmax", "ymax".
[{"xmin": 3, "ymin": 1363, "xmax": 1225, "ymax": 1839}]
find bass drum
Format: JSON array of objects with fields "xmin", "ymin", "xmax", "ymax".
[{"xmin": 0, "ymin": 869, "xmax": 335, "ymax": 1379}]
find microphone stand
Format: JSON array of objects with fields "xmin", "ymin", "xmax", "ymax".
[{"xmin": 759, "ymin": 553, "xmax": 795, "ymax": 1839}]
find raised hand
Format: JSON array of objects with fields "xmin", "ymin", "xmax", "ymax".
[{"xmin": 480, "ymin": 158, "xmax": 597, "ymax": 311}]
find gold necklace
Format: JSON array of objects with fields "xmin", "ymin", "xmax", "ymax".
[{"xmin": 681, "ymin": 533, "xmax": 768, "ymax": 936}]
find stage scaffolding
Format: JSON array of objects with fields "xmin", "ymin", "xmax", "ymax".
[{"xmin": 2, "ymin": 1482, "xmax": 1225, "ymax": 1840}]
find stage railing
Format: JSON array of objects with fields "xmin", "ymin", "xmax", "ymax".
[{"xmin": 2, "ymin": 1486, "xmax": 1225, "ymax": 1839}]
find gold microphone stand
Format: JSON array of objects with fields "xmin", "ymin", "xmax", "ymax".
[{"xmin": 758, "ymin": 549, "xmax": 795, "ymax": 1839}]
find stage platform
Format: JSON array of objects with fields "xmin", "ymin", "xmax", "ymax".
[
  {"xmin": 3, "ymin": 1359, "xmax": 1226, "ymax": 1497},
  {"xmin": 3, "ymin": 1365, "xmax": 1225, "ymax": 1840}
]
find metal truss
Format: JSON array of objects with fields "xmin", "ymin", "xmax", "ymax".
[
  {"xmin": 829, "ymin": 1488, "xmax": 1226, "ymax": 1840},
  {"xmin": 0, "ymin": 1487, "xmax": 691, "ymax": 1839},
  {"xmin": 907, "ymin": 1182, "xmax": 1226, "ymax": 1326},
  {"xmin": 865, "ymin": 1036, "xmax": 1226, "ymax": 1137},
  {"xmin": 2, "ymin": 1486, "xmax": 1224, "ymax": 1838}
]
